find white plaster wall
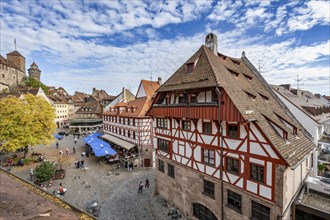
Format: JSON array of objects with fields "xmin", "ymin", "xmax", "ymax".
[
  {"xmin": 240, "ymin": 125, "xmax": 247, "ymax": 138},
  {"xmin": 267, "ymin": 162, "xmax": 272, "ymax": 186},
  {"xmin": 247, "ymin": 180, "xmax": 258, "ymax": 193},
  {"xmin": 250, "ymin": 123, "xmax": 266, "ymax": 142},
  {"xmin": 136, "ymin": 85, "xmax": 146, "ymax": 98},
  {"xmin": 250, "ymin": 142, "xmax": 267, "ymax": 156},
  {"xmin": 225, "ymin": 139, "xmax": 241, "ymax": 150}
]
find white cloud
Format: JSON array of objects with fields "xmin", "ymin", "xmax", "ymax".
[{"xmin": 0, "ymin": 0, "xmax": 329, "ymax": 96}]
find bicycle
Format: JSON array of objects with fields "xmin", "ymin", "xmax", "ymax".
[{"xmin": 156, "ymin": 197, "xmax": 168, "ymax": 207}]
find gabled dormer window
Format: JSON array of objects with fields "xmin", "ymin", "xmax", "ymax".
[
  {"xmin": 274, "ymin": 113, "xmax": 298, "ymax": 136},
  {"xmin": 258, "ymin": 93, "xmax": 269, "ymax": 101},
  {"xmin": 227, "ymin": 68, "xmax": 239, "ymax": 77},
  {"xmin": 245, "ymin": 91, "xmax": 256, "ymax": 100},
  {"xmin": 243, "ymin": 73, "xmax": 252, "ymax": 80},
  {"xmin": 265, "ymin": 116, "xmax": 288, "ymax": 140},
  {"xmin": 187, "ymin": 63, "xmax": 194, "ymax": 74}
]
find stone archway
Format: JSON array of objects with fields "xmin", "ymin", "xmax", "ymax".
[{"xmin": 192, "ymin": 203, "xmax": 217, "ymax": 220}]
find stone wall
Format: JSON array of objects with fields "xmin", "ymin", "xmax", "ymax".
[
  {"xmin": 0, "ymin": 64, "xmax": 26, "ymax": 91},
  {"xmin": 156, "ymin": 156, "xmax": 285, "ymax": 220}
]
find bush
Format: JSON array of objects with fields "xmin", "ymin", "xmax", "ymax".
[
  {"xmin": 318, "ymin": 163, "xmax": 328, "ymax": 172},
  {"xmin": 34, "ymin": 161, "xmax": 56, "ymax": 183}
]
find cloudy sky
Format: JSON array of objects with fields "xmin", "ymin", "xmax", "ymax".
[{"xmin": 1, "ymin": 0, "xmax": 329, "ymax": 96}]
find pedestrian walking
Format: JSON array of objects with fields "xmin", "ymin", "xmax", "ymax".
[
  {"xmin": 66, "ymin": 148, "xmax": 69, "ymax": 157},
  {"xmin": 74, "ymin": 138, "xmax": 77, "ymax": 144},
  {"xmin": 73, "ymin": 147, "xmax": 76, "ymax": 153},
  {"xmin": 145, "ymin": 179, "xmax": 149, "ymax": 189},
  {"xmin": 75, "ymin": 159, "xmax": 79, "ymax": 169},
  {"xmin": 81, "ymin": 151, "xmax": 86, "ymax": 157},
  {"xmin": 138, "ymin": 181, "xmax": 143, "ymax": 194},
  {"xmin": 56, "ymin": 142, "xmax": 59, "ymax": 148},
  {"xmin": 80, "ymin": 159, "xmax": 85, "ymax": 168},
  {"xmin": 30, "ymin": 169, "xmax": 34, "ymax": 181},
  {"xmin": 59, "ymin": 150, "xmax": 63, "ymax": 157}
]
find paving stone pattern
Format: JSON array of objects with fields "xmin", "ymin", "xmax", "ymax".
[{"xmin": 0, "ymin": 134, "xmax": 186, "ymax": 220}]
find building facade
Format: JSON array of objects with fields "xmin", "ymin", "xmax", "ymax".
[
  {"xmin": 103, "ymin": 80, "xmax": 160, "ymax": 167},
  {"xmin": 271, "ymin": 84, "xmax": 330, "ymax": 177},
  {"xmin": 28, "ymin": 61, "xmax": 41, "ymax": 81},
  {"xmin": 0, "ymin": 50, "xmax": 26, "ymax": 91},
  {"xmin": 148, "ymin": 33, "xmax": 315, "ymax": 220}
]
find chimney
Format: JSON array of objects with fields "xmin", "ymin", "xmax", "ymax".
[
  {"xmin": 205, "ymin": 33, "xmax": 218, "ymax": 55},
  {"xmin": 157, "ymin": 77, "xmax": 162, "ymax": 85}
]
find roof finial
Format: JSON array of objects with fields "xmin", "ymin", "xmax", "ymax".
[{"xmin": 14, "ymin": 38, "xmax": 17, "ymax": 51}]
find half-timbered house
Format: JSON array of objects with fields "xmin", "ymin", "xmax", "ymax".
[
  {"xmin": 147, "ymin": 33, "xmax": 316, "ymax": 220},
  {"xmin": 103, "ymin": 80, "xmax": 160, "ymax": 167}
]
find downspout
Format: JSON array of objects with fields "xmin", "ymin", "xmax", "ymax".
[{"xmin": 215, "ymin": 87, "xmax": 224, "ymax": 220}]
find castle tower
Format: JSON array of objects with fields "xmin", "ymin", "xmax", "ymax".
[
  {"xmin": 205, "ymin": 33, "xmax": 218, "ymax": 55},
  {"xmin": 28, "ymin": 61, "xmax": 41, "ymax": 81},
  {"xmin": 6, "ymin": 50, "xmax": 26, "ymax": 72}
]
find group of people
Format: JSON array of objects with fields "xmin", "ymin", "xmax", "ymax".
[
  {"xmin": 127, "ymin": 162, "xmax": 134, "ymax": 171},
  {"xmin": 74, "ymin": 159, "xmax": 85, "ymax": 169},
  {"xmin": 138, "ymin": 179, "xmax": 149, "ymax": 194}
]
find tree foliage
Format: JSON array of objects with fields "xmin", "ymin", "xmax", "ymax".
[
  {"xmin": 22, "ymin": 76, "xmax": 49, "ymax": 94},
  {"xmin": 34, "ymin": 161, "xmax": 56, "ymax": 183},
  {"xmin": 0, "ymin": 94, "xmax": 56, "ymax": 152}
]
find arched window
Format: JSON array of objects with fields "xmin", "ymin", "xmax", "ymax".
[{"xmin": 193, "ymin": 203, "xmax": 217, "ymax": 220}]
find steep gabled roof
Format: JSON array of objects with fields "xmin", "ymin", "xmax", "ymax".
[
  {"xmin": 137, "ymin": 80, "xmax": 160, "ymax": 98},
  {"xmin": 76, "ymin": 101, "xmax": 102, "ymax": 114},
  {"xmin": 157, "ymin": 44, "xmax": 315, "ymax": 168},
  {"xmin": 7, "ymin": 50, "xmax": 25, "ymax": 58}
]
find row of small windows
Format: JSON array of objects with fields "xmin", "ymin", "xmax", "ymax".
[
  {"xmin": 56, "ymin": 110, "xmax": 67, "ymax": 113},
  {"xmin": 155, "ymin": 91, "xmax": 218, "ymax": 105},
  {"xmin": 104, "ymin": 116, "xmax": 136, "ymax": 126},
  {"xmin": 81, "ymin": 107, "xmax": 93, "ymax": 111},
  {"xmin": 157, "ymin": 140, "xmax": 265, "ymax": 183},
  {"xmin": 158, "ymin": 159, "xmax": 270, "ymax": 220},
  {"xmin": 156, "ymin": 118, "xmax": 239, "ymax": 138},
  {"xmin": 57, "ymin": 115, "xmax": 67, "ymax": 119},
  {"xmin": 56, "ymin": 105, "xmax": 66, "ymax": 108},
  {"xmin": 104, "ymin": 125, "xmax": 137, "ymax": 139}
]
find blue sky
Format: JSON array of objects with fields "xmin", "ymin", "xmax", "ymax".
[{"xmin": 1, "ymin": 0, "xmax": 329, "ymax": 96}]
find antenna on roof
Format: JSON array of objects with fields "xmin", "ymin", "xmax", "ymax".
[
  {"xmin": 150, "ymin": 72, "xmax": 153, "ymax": 81},
  {"xmin": 294, "ymin": 74, "xmax": 302, "ymax": 89},
  {"xmin": 258, "ymin": 59, "xmax": 264, "ymax": 74}
]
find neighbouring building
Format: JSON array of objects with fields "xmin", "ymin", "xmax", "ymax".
[
  {"xmin": 271, "ymin": 84, "xmax": 330, "ymax": 220},
  {"xmin": 0, "ymin": 50, "xmax": 26, "ymax": 91},
  {"xmin": 17, "ymin": 87, "xmax": 49, "ymax": 102},
  {"xmin": 271, "ymin": 84, "xmax": 330, "ymax": 176},
  {"xmin": 147, "ymin": 33, "xmax": 317, "ymax": 220},
  {"xmin": 28, "ymin": 61, "xmax": 41, "ymax": 81},
  {"xmin": 70, "ymin": 95, "xmax": 103, "ymax": 133},
  {"xmin": 91, "ymin": 87, "xmax": 116, "ymax": 108},
  {"xmin": 102, "ymin": 80, "xmax": 160, "ymax": 167},
  {"xmin": 103, "ymin": 87, "xmax": 135, "ymax": 112},
  {"xmin": 47, "ymin": 87, "xmax": 74, "ymax": 128}
]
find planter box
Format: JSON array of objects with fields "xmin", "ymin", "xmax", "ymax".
[{"xmin": 54, "ymin": 169, "xmax": 66, "ymax": 179}]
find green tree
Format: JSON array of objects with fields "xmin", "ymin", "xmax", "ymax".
[
  {"xmin": 34, "ymin": 161, "xmax": 56, "ymax": 183},
  {"xmin": 0, "ymin": 94, "xmax": 56, "ymax": 156},
  {"xmin": 22, "ymin": 76, "xmax": 49, "ymax": 94}
]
